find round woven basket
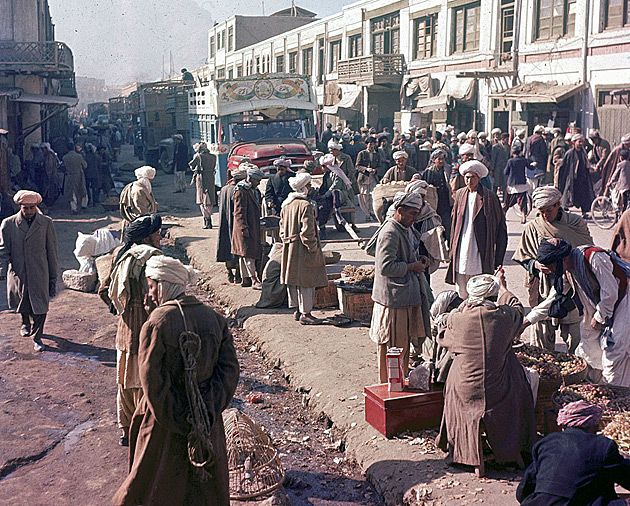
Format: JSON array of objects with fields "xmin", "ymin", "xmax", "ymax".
[
  {"xmin": 561, "ymin": 358, "xmax": 589, "ymax": 386},
  {"xmin": 223, "ymin": 408, "xmax": 285, "ymax": 500}
]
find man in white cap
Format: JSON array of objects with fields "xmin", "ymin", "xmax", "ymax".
[
  {"xmin": 265, "ymin": 156, "xmax": 295, "ymax": 215},
  {"xmin": 0, "ymin": 190, "xmax": 58, "ymax": 351},
  {"xmin": 119, "ymin": 165, "xmax": 158, "ymax": 230},
  {"xmin": 451, "ymin": 141, "xmax": 477, "ymax": 191},
  {"xmin": 113, "ymin": 255, "xmax": 239, "ymax": 506},
  {"xmin": 491, "ymin": 128, "xmax": 502, "ymax": 145},
  {"xmin": 513, "ymin": 186, "xmax": 592, "ymax": 352},
  {"xmin": 525, "ymin": 125, "xmax": 548, "ymax": 191},
  {"xmin": 382, "ymin": 150, "xmax": 416, "ymax": 183},
  {"xmin": 328, "ymin": 139, "xmax": 358, "ymax": 196},
  {"xmin": 436, "ymin": 271, "xmax": 535, "ymax": 475},
  {"xmin": 189, "ymin": 142, "xmax": 216, "ymax": 229},
  {"xmin": 317, "ymin": 153, "xmax": 353, "ymax": 239},
  {"xmin": 279, "ymin": 172, "xmax": 328, "ymax": 325},
  {"xmin": 231, "ymin": 163, "xmax": 264, "ymax": 289},
  {"xmin": 557, "ymin": 134, "xmax": 595, "ymax": 217},
  {"xmin": 446, "ymin": 161, "xmax": 507, "ymax": 298},
  {"xmin": 601, "ymin": 133, "xmax": 630, "ymax": 196},
  {"xmin": 172, "ymin": 134, "xmax": 189, "ymax": 193},
  {"xmin": 370, "ymin": 191, "xmax": 429, "ymax": 382}
]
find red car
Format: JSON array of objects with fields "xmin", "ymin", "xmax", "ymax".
[{"xmin": 227, "ymin": 138, "xmax": 321, "ymax": 176}]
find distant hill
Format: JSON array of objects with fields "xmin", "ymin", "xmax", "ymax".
[{"xmin": 49, "ymin": 0, "xmax": 213, "ymax": 85}]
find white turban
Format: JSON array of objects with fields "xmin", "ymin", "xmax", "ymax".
[
  {"xmin": 393, "ymin": 150, "xmax": 409, "ymax": 160},
  {"xmin": 273, "ymin": 157, "xmax": 292, "ymax": 168},
  {"xmin": 319, "ymin": 153, "xmax": 336, "ymax": 167},
  {"xmin": 145, "ymin": 255, "xmax": 199, "ymax": 304},
  {"xmin": 466, "ymin": 130, "xmax": 477, "ymax": 138},
  {"xmin": 457, "ymin": 132, "xmax": 467, "ymax": 141},
  {"xmin": 135, "ymin": 166, "xmax": 156, "ymax": 180},
  {"xmin": 392, "ymin": 191, "xmax": 423, "ymax": 210},
  {"xmin": 14, "ymin": 190, "xmax": 42, "ymax": 205},
  {"xmin": 289, "ymin": 172, "xmax": 311, "ymax": 192},
  {"xmin": 430, "ymin": 290, "xmax": 461, "ymax": 320},
  {"xmin": 478, "ymin": 131, "xmax": 487, "ymax": 139},
  {"xmin": 405, "ymin": 179, "xmax": 429, "ymax": 196},
  {"xmin": 420, "ymin": 141, "xmax": 433, "ymax": 150},
  {"xmin": 328, "ymin": 140, "xmax": 342, "ymax": 150},
  {"xmin": 491, "ymin": 128, "xmax": 502, "ymax": 136},
  {"xmin": 458, "ymin": 142, "xmax": 475, "ymax": 156},
  {"xmin": 571, "ymin": 133, "xmax": 584, "ymax": 142},
  {"xmin": 467, "ymin": 274, "xmax": 500, "ymax": 303},
  {"xmin": 459, "ymin": 160, "xmax": 489, "ymax": 178},
  {"xmin": 621, "ymin": 133, "xmax": 630, "ymax": 144},
  {"xmin": 533, "ymin": 125, "xmax": 545, "ymax": 134},
  {"xmin": 532, "ymin": 186, "xmax": 562, "ymax": 209},
  {"xmin": 516, "ymin": 128, "xmax": 526, "ymax": 137}
]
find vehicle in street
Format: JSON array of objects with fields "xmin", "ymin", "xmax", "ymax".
[
  {"xmin": 227, "ymin": 138, "xmax": 318, "ymax": 176},
  {"xmin": 188, "ymin": 73, "xmax": 318, "ymax": 186}
]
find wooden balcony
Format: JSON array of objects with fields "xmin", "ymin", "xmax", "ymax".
[
  {"xmin": 337, "ymin": 54, "xmax": 405, "ymax": 86},
  {"xmin": 0, "ymin": 41, "xmax": 74, "ymax": 76}
]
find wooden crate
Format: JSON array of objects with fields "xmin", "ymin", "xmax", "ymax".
[
  {"xmin": 364, "ymin": 383, "xmax": 444, "ymax": 438},
  {"xmin": 337, "ymin": 288, "xmax": 374, "ymax": 322},
  {"xmin": 314, "ymin": 280, "xmax": 339, "ymax": 309}
]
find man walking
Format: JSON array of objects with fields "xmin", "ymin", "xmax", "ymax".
[
  {"xmin": 172, "ymin": 134, "xmax": 189, "ymax": 193},
  {"xmin": 558, "ymin": 134, "xmax": 595, "ymax": 218},
  {"xmin": 355, "ymin": 137, "xmax": 380, "ymax": 221},
  {"xmin": 62, "ymin": 142, "xmax": 88, "ymax": 214},
  {"xmin": 446, "ymin": 161, "xmax": 507, "ymax": 298},
  {"xmin": 100, "ymin": 214, "xmax": 162, "ymax": 446},
  {"xmin": 119, "ymin": 166, "xmax": 158, "ymax": 230},
  {"xmin": 189, "ymin": 142, "xmax": 216, "ymax": 229},
  {"xmin": 0, "ymin": 190, "xmax": 58, "ymax": 352}
]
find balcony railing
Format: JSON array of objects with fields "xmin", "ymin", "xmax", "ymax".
[
  {"xmin": 337, "ymin": 54, "xmax": 405, "ymax": 86},
  {"xmin": 0, "ymin": 41, "xmax": 74, "ymax": 75}
]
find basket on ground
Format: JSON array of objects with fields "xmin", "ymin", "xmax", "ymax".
[{"xmin": 223, "ymin": 408, "xmax": 285, "ymax": 500}]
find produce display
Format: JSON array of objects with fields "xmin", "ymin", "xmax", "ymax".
[
  {"xmin": 340, "ymin": 265, "xmax": 375, "ymax": 289},
  {"xmin": 515, "ymin": 344, "xmax": 586, "ymax": 380},
  {"xmin": 602, "ymin": 412, "xmax": 630, "ymax": 455}
]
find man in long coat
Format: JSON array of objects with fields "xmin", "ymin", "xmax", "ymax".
[
  {"xmin": 172, "ymin": 134, "xmax": 189, "ymax": 193},
  {"xmin": 279, "ymin": 172, "xmax": 328, "ymax": 325},
  {"xmin": 601, "ymin": 133, "xmax": 630, "ymax": 195},
  {"xmin": 189, "ymin": 142, "xmax": 216, "ymax": 229},
  {"xmin": 0, "ymin": 190, "xmax": 58, "ymax": 351},
  {"xmin": 436, "ymin": 274, "xmax": 536, "ymax": 473},
  {"xmin": 231, "ymin": 165, "xmax": 264, "ymax": 289},
  {"xmin": 62, "ymin": 142, "xmax": 88, "ymax": 213},
  {"xmin": 216, "ymin": 167, "xmax": 246, "ymax": 283},
  {"xmin": 557, "ymin": 134, "xmax": 595, "ymax": 216},
  {"xmin": 446, "ymin": 161, "xmax": 507, "ymax": 298},
  {"xmin": 119, "ymin": 166, "xmax": 158, "ymax": 229},
  {"xmin": 113, "ymin": 255, "xmax": 239, "ymax": 506},
  {"xmin": 99, "ymin": 214, "xmax": 162, "ymax": 446},
  {"xmin": 355, "ymin": 137, "xmax": 380, "ymax": 221},
  {"xmin": 370, "ymin": 192, "xmax": 428, "ymax": 382},
  {"xmin": 513, "ymin": 186, "xmax": 592, "ymax": 352},
  {"xmin": 265, "ymin": 157, "xmax": 294, "ymax": 215}
]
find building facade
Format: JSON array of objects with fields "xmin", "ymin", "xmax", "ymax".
[
  {"xmin": 0, "ymin": 0, "xmax": 77, "ymax": 158},
  {"xmin": 198, "ymin": 0, "xmax": 629, "ymax": 141}
]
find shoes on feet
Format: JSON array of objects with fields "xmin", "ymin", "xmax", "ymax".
[
  {"xmin": 21, "ymin": 324, "xmax": 32, "ymax": 337},
  {"xmin": 252, "ymin": 281, "xmax": 262, "ymax": 291},
  {"xmin": 119, "ymin": 435, "xmax": 129, "ymax": 447},
  {"xmin": 227, "ymin": 272, "xmax": 235, "ymax": 283},
  {"xmin": 299, "ymin": 314, "xmax": 322, "ymax": 325},
  {"xmin": 33, "ymin": 339, "xmax": 45, "ymax": 352},
  {"xmin": 293, "ymin": 310, "xmax": 301, "ymax": 321},
  {"xmin": 241, "ymin": 277, "xmax": 252, "ymax": 288}
]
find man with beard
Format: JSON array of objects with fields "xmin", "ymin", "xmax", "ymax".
[
  {"xmin": 557, "ymin": 134, "xmax": 595, "ymax": 217},
  {"xmin": 265, "ymin": 157, "xmax": 294, "ymax": 215}
]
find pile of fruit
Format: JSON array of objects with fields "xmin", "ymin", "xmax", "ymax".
[
  {"xmin": 602, "ymin": 412, "xmax": 630, "ymax": 455},
  {"xmin": 340, "ymin": 265, "xmax": 375, "ymax": 289},
  {"xmin": 515, "ymin": 344, "xmax": 586, "ymax": 380}
]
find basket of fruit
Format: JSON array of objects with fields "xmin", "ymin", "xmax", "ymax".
[
  {"xmin": 515, "ymin": 344, "xmax": 588, "ymax": 385},
  {"xmin": 602, "ymin": 412, "xmax": 630, "ymax": 456}
]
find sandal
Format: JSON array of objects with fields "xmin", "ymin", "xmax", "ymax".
[{"xmin": 299, "ymin": 314, "xmax": 322, "ymax": 326}]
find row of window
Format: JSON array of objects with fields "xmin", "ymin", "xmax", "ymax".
[
  {"xmin": 209, "ymin": 25, "xmax": 234, "ymax": 57},
  {"xmin": 208, "ymin": 0, "xmax": 629, "ymax": 77}
]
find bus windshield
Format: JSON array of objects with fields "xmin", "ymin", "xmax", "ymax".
[{"xmin": 228, "ymin": 120, "xmax": 304, "ymax": 143}]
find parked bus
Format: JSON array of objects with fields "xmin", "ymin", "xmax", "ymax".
[{"xmin": 188, "ymin": 73, "xmax": 317, "ymax": 186}]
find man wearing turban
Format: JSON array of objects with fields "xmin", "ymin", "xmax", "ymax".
[
  {"xmin": 279, "ymin": 173, "xmax": 328, "ymax": 324},
  {"xmin": 381, "ymin": 149, "xmax": 416, "ymax": 183},
  {"xmin": 355, "ymin": 137, "xmax": 380, "ymax": 221},
  {"xmin": 119, "ymin": 165, "xmax": 159, "ymax": 232},
  {"xmin": 316, "ymin": 154, "xmax": 354, "ymax": 239},
  {"xmin": 513, "ymin": 185, "xmax": 592, "ymax": 352},
  {"xmin": 231, "ymin": 164, "xmax": 264, "ymax": 289},
  {"xmin": 99, "ymin": 214, "xmax": 162, "ymax": 446},
  {"xmin": 215, "ymin": 166, "xmax": 247, "ymax": 283},
  {"xmin": 420, "ymin": 149, "xmax": 453, "ymax": 239},
  {"xmin": 557, "ymin": 134, "xmax": 595, "ymax": 217},
  {"xmin": 113, "ymin": 255, "xmax": 239, "ymax": 506},
  {"xmin": 0, "ymin": 191, "xmax": 58, "ymax": 352},
  {"xmin": 599, "ymin": 133, "xmax": 630, "ymax": 196},
  {"xmin": 436, "ymin": 272, "xmax": 535, "ymax": 475},
  {"xmin": 188, "ymin": 142, "xmax": 216, "ymax": 229},
  {"xmin": 265, "ymin": 157, "xmax": 295, "ymax": 215},
  {"xmin": 446, "ymin": 160, "xmax": 507, "ymax": 298},
  {"xmin": 370, "ymin": 191, "xmax": 429, "ymax": 382},
  {"xmin": 517, "ymin": 400, "xmax": 630, "ymax": 505},
  {"xmin": 533, "ymin": 239, "xmax": 630, "ymax": 387}
]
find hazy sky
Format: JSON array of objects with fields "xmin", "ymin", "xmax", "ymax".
[{"xmin": 48, "ymin": 0, "xmax": 354, "ymax": 86}]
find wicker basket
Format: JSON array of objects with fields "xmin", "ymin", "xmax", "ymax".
[
  {"xmin": 223, "ymin": 408, "xmax": 285, "ymax": 500},
  {"xmin": 561, "ymin": 358, "xmax": 589, "ymax": 386}
]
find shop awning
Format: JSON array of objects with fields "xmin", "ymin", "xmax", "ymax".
[
  {"xmin": 322, "ymin": 87, "xmax": 362, "ymax": 115},
  {"xmin": 13, "ymin": 93, "xmax": 78, "ymax": 106},
  {"xmin": 413, "ymin": 76, "xmax": 476, "ymax": 113},
  {"xmin": 489, "ymin": 81, "xmax": 586, "ymax": 103}
]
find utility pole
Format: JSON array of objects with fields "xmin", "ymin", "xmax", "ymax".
[{"xmin": 262, "ymin": 1, "xmax": 265, "ymax": 15}]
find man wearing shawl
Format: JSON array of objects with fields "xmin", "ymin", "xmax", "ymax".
[
  {"xmin": 119, "ymin": 166, "xmax": 158, "ymax": 229},
  {"xmin": 517, "ymin": 400, "xmax": 630, "ymax": 505},
  {"xmin": 317, "ymin": 153, "xmax": 354, "ymax": 239},
  {"xmin": 328, "ymin": 140, "xmax": 359, "ymax": 196},
  {"xmin": 0, "ymin": 191, "xmax": 58, "ymax": 352},
  {"xmin": 420, "ymin": 149, "xmax": 453, "ymax": 240},
  {"xmin": 381, "ymin": 150, "xmax": 416, "ymax": 183},
  {"xmin": 231, "ymin": 164, "xmax": 264, "ymax": 289},
  {"xmin": 600, "ymin": 133, "xmax": 630, "ymax": 196},
  {"xmin": 216, "ymin": 166, "xmax": 246, "ymax": 283},
  {"xmin": 369, "ymin": 192, "xmax": 429, "ymax": 382},
  {"xmin": 557, "ymin": 134, "xmax": 595, "ymax": 217},
  {"xmin": 279, "ymin": 173, "xmax": 328, "ymax": 325},
  {"xmin": 446, "ymin": 161, "xmax": 507, "ymax": 298},
  {"xmin": 534, "ymin": 239, "xmax": 630, "ymax": 386},
  {"xmin": 99, "ymin": 214, "xmax": 162, "ymax": 446},
  {"xmin": 436, "ymin": 273, "xmax": 535, "ymax": 474},
  {"xmin": 189, "ymin": 142, "xmax": 216, "ymax": 229},
  {"xmin": 513, "ymin": 186, "xmax": 592, "ymax": 351},
  {"xmin": 113, "ymin": 256, "xmax": 239, "ymax": 506}
]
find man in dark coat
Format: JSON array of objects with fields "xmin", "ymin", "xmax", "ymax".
[
  {"xmin": 601, "ymin": 133, "xmax": 630, "ymax": 196},
  {"xmin": 557, "ymin": 134, "xmax": 595, "ymax": 217},
  {"xmin": 517, "ymin": 400, "xmax": 630, "ymax": 505},
  {"xmin": 491, "ymin": 133, "xmax": 510, "ymax": 194},
  {"xmin": 172, "ymin": 134, "xmax": 189, "ymax": 193},
  {"xmin": 231, "ymin": 165, "xmax": 264, "ymax": 289},
  {"xmin": 588, "ymin": 129, "xmax": 611, "ymax": 189},
  {"xmin": 0, "ymin": 190, "xmax": 58, "ymax": 352},
  {"xmin": 216, "ymin": 168, "xmax": 246, "ymax": 283},
  {"xmin": 264, "ymin": 157, "xmax": 294, "ymax": 214},
  {"xmin": 525, "ymin": 125, "xmax": 548, "ymax": 190}
]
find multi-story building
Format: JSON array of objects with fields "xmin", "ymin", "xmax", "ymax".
[
  {"xmin": 0, "ymin": 0, "xmax": 78, "ymax": 158},
  {"xmin": 198, "ymin": 0, "xmax": 630, "ymax": 141}
]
